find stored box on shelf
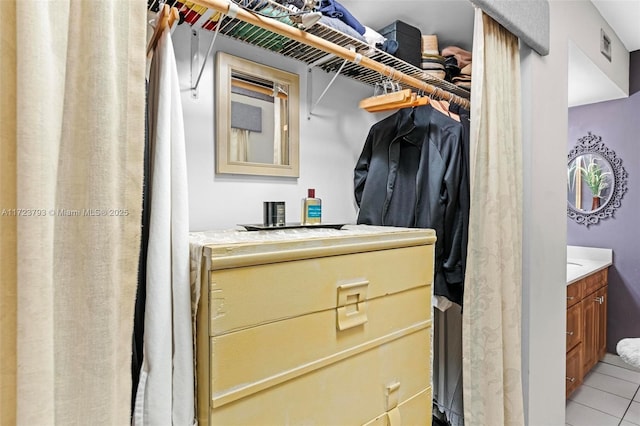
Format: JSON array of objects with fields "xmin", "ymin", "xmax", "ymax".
[{"xmin": 377, "ymin": 20, "xmax": 422, "ymax": 68}]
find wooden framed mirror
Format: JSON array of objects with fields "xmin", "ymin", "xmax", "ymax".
[{"xmin": 216, "ymin": 52, "xmax": 300, "ymax": 177}]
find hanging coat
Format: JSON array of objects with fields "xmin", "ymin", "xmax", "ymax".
[{"xmin": 354, "ymin": 105, "xmax": 465, "ymax": 306}]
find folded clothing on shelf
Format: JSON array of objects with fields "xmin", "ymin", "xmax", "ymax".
[
  {"xmin": 421, "ymin": 35, "xmax": 439, "ymax": 56},
  {"xmin": 319, "ymin": 0, "xmax": 366, "ymax": 35},
  {"xmin": 441, "ymin": 45, "xmax": 472, "ymax": 69},
  {"xmin": 421, "ymin": 53, "xmax": 446, "ymax": 81},
  {"xmin": 319, "ymin": 15, "xmax": 367, "ymax": 42},
  {"xmin": 228, "ymin": 6, "xmax": 293, "ymax": 50}
]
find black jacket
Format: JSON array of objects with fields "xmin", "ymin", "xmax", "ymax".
[{"xmin": 354, "ymin": 105, "xmax": 465, "ymax": 305}]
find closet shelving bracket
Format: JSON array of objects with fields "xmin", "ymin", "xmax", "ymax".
[
  {"xmin": 190, "ymin": 2, "xmax": 240, "ymax": 97},
  {"xmin": 307, "ymin": 47, "xmax": 358, "ymax": 119}
]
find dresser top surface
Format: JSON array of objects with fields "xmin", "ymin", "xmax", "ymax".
[{"xmin": 190, "ymin": 225, "xmax": 436, "ymax": 265}]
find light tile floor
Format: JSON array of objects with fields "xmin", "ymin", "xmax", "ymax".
[{"xmin": 566, "ymin": 353, "xmax": 640, "ymax": 426}]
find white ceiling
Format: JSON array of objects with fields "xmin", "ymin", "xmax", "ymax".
[
  {"xmin": 342, "ymin": 0, "xmax": 637, "ymax": 107},
  {"xmin": 592, "ymin": 0, "xmax": 640, "ymax": 52},
  {"xmin": 569, "ymin": 0, "xmax": 638, "ymax": 106}
]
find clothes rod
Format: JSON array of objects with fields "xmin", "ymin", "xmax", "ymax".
[{"xmin": 190, "ymin": 0, "xmax": 470, "ymax": 109}]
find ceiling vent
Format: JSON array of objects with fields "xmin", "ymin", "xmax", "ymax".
[{"xmin": 600, "ymin": 28, "xmax": 612, "ymax": 62}]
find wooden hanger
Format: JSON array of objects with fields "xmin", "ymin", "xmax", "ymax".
[
  {"xmin": 363, "ymin": 92, "xmax": 431, "ymax": 112},
  {"xmin": 146, "ymin": 4, "xmax": 180, "ymax": 57},
  {"xmin": 359, "ymin": 88, "xmax": 413, "ymax": 112}
]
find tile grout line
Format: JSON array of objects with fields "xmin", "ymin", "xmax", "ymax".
[
  {"xmin": 568, "ymin": 359, "xmax": 640, "ymax": 426},
  {"xmin": 568, "ymin": 399, "xmax": 623, "ymax": 422},
  {"xmin": 602, "ymin": 359, "xmax": 640, "ymax": 374},
  {"xmin": 618, "ymin": 385, "xmax": 640, "ymax": 426},
  {"xmin": 619, "ymin": 385, "xmax": 640, "ymax": 426},
  {"xmin": 592, "ymin": 369, "xmax": 640, "ymax": 386},
  {"xmin": 581, "ymin": 382, "xmax": 636, "ymax": 401}
]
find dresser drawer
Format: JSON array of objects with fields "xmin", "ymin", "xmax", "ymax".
[
  {"xmin": 362, "ymin": 387, "xmax": 432, "ymax": 426},
  {"xmin": 208, "ymin": 244, "xmax": 433, "ymax": 335},
  {"xmin": 566, "ymin": 301, "xmax": 583, "ymax": 352},
  {"xmin": 208, "ymin": 325, "xmax": 432, "ymax": 425},
  {"xmin": 567, "ymin": 280, "xmax": 583, "ymax": 308},
  {"xmin": 210, "ymin": 285, "xmax": 431, "ymax": 407},
  {"xmin": 583, "ymin": 268, "xmax": 607, "ymax": 296}
]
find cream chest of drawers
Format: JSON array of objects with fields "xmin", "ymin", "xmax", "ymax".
[{"xmin": 193, "ymin": 225, "xmax": 436, "ymax": 425}]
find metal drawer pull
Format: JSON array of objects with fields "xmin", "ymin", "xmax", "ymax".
[
  {"xmin": 567, "ymin": 296, "xmax": 575, "ymax": 300},
  {"xmin": 566, "ymin": 377, "xmax": 576, "ymax": 383},
  {"xmin": 566, "ymin": 331, "xmax": 574, "ymax": 336},
  {"xmin": 594, "ymin": 296, "xmax": 604, "ymax": 304}
]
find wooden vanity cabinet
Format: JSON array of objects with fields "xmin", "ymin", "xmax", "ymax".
[
  {"xmin": 194, "ymin": 226, "xmax": 436, "ymax": 425},
  {"xmin": 584, "ymin": 284, "xmax": 607, "ymax": 371},
  {"xmin": 566, "ymin": 268, "xmax": 608, "ymax": 398}
]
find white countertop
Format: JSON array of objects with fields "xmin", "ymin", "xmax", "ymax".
[{"xmin": 567, "ymin": 245, "xmax": 613, "ymax": 285}]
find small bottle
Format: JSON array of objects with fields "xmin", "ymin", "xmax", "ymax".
[{"xmin": 301, "ymin": 188, "xmax": 322, "ymax": 225}]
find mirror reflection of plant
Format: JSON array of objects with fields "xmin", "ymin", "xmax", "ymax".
[
  {"xmin": 567, "ymin": 160, "xmax": 578, "ymax": 192},
  {"xmin": 578, "ymin": 156, "xmax": 611, "ymax": 198}
]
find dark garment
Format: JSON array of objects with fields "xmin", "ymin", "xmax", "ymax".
[
  {"xmin": 448, "ymin": 103, "xmax": 470, "ymax": 289},
  {"xmin": 354, "ymin": 105, "xmax": 465, "ymax": 305},
  {"xmin": 319, "ymin": 0, "xmax": 365, "ymax": 35},
  {"xmin": 132, "ymin": 82, "xmax": 151, "ymax": 418}
]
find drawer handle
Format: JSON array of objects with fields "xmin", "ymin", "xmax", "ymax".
[
  {"xmin": 567, "ymin": 296, "xmax": 575, "ymax": 300},
  {"xmin": 385, "ymin": 382, "xmax": 402, "ymax": 425},
  {"xmin": 566, "ymin": 377, "xmax": 576, "ymax": 383},
  {"xmin": 594, "ymin": 296, "xmax": 604, "ymax": 304},
  {"xmin": 336, "ymin": 280, "xmax": 369, "ymax": 331},
  {"xmin": 566, "ymin": 331, "xmax": 574, "ymax": 336}
]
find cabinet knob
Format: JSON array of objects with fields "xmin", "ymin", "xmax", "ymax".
[
  {"xmin": 566, "ymin": 331, "xmax": 574, "ymax": 336},
  {"xmin": 566, "ymin": 377, "xmax": 576, "ymax": 383},
  {"xmin": 567, "ymin": 296, "xmax": 575, "ymax": 300}
]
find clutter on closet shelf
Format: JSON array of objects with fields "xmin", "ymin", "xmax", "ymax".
[{"xmin": 147, "ymin": 0, "xmax": 470, "ymax": 108}]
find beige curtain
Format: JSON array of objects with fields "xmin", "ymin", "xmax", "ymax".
[
  {"xmin": 0, "ymin": 1, "xmax": 146, "ymax": 424},
  {"xmin": 273, "ymin": 96, "xmax": 282, "ymax": 165},
  {"xmin": 463, "ymin": 8, "xmax": 524, "ymax": 426},
  {"xmin": 230, "ymin": 128, "xmax": 250, "ymax": 162}
]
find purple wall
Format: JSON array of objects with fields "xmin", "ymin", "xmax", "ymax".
[{"xmin": 568, "ymin": 90, "xmax": 640, "ymax": 353}]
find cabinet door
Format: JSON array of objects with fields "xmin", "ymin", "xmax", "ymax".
[
  {"xmin": 582, "ymin": 296, "xmax": 597, "ymax": 372},
  {"xmin": 566, "ymin": 343, "xmax": 583, "ymax": 398},
  {"xmin": 596, "ymin": 286, "xmax": 607, "ymax": 361}
]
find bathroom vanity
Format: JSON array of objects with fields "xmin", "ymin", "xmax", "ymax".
[
  {"xmin": 191, "ymin": 225, "xmax": 436, "ymax": 425},
  {"xmin": 565, "ymin": 246, "xmax": 613, "ymax": 398}
]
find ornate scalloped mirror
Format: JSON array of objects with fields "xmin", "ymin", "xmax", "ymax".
[
  {"xmin": 216, "ymin": 52, "xmax": 300, "ymax": 177},
  {"xmin": 567, "ymin": 132, "xmax": 628, "ymax": 226}
]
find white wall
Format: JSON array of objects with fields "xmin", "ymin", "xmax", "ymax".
[
  {"xmin": 172, "ymin": 26, "xmax": 384, "ymax": 231},
  {"xmin": 520, "ymin": 2, "xmax": 629, "ymax": 425}
]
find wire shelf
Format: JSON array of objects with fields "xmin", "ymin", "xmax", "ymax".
[{"xmin": 149, "ymin": 0, "xmax": 471, "ymax": 101}]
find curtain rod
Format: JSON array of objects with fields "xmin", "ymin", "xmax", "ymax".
[{"xmin": 190, "ymin": 0, "xmax": 470, "ymax": 109}]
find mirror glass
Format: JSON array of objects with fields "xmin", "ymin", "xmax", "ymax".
[
  {"xmin": 567, "ymin": 132, "xmax": 628, "ymax": 227},
  {"xmin": 567, "ymin": 154, "xmax": 613, "ymax": 213},
  {"xmin": 216, "ymin": 52, "xmax": 299, "ymax": 177}
]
